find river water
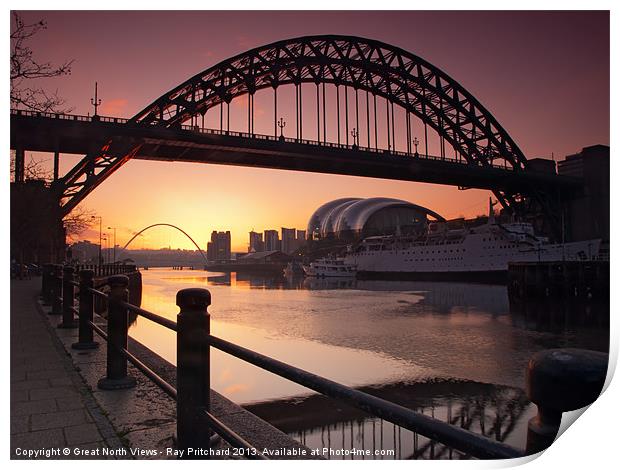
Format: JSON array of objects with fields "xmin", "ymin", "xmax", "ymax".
[{"xmin": 128, "ymin": 268, "xmax": 608, "ymax": 459}]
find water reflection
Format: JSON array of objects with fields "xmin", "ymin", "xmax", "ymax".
[
  {"xmin": 129, "ymin": 268, "xmax": 608, "ymax": 458},
  {"xmin": 247, "ymin": 379, "xmax": 531, "ymax": 459}
]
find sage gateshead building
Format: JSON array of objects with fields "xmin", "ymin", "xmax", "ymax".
[{"xmin": 307, "ymin": 197, "xmax": 445, "ymax": 241}]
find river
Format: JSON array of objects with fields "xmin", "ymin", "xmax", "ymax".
[{"xmin": 128, "ymin": 268, "xmax": 608, "ymax": 459}]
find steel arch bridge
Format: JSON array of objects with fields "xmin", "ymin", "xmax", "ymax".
[
  {"xmin": 52, "ymin": 35, "xmax": 558, "ymax": 230},
  {"xmin": 121, "ymin": 223, "xmax": 208, "ymax": 264}
]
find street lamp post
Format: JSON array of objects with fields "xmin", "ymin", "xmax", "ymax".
[
  {"xmin": 108, "ymin": 227, "xmax": 117, "ymax": 264},
  {"xmin": 102, "ymin": 235, "xmax": 109, "ymax": 265},
  {"xmin": 91, "ymin": 216, "xmax": 103, "ymax": 267}
]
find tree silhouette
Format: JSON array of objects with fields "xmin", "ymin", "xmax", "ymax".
[
  {"xmin": 10, "ymin": 13, "xmax": 93, "ymax": 257},
  {"xmin": 10, "ymin": 11, "xmax": 73, "ymax": 112}
]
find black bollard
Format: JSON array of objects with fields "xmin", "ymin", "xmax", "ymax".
[
  {"xmin": 525, "ymin": 348, "xmax": 607, "ymax": 454},
  {"xmin": 41, "ymin": 263, "xmax": 53, "ymax": 304},
  {"xmin": 72, "ymin": 270, "xmax": 99, "ymax": 350},
  {"xmin": 176, "ymin": 288, "xmax": 212, "ymax": 459},
  {"xmin": 97, "ymin": 275, "xmax": 136, "ymax": 390},
  {"xmin": 50, "ymin": 264, "xmax": 63, "ymax": 315},
  {"xmin": 58, "ymin": 266, "xmax": 79, "ymax": 328}
]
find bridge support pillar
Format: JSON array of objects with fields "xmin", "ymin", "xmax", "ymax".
[{"xmin": 53, "ymin": 150, "xmax": 59, "ymax": 181}]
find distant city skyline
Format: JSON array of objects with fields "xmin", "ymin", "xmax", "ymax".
[
  {"xmin": 16, "ymin": 11, "xmax": 609, "ymax": 252},
  {"xmin": 73, "ymin": 224, "xmax": 309, "ymax": 258}
]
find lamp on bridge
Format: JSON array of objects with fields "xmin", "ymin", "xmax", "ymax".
[
  {"xmin": 413, "ymin": 137, "xmax": 420, "ymax": 157},
  {"xmin": 351, "ymin": 128, "xmax": 359, "ymax": 149},
  {"xmin": 277, "ymin": 117, "xmax": 286, "ymax": 141},
  {"xmin": 90, "ymin": 82, "xmax": 102, "ymax": 120}
]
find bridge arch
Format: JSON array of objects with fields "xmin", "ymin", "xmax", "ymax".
[
  {"xmin": 122, "ymin": 223, "xmax": 208, "ymax": 265},
  {"xmin": 60, "ymin": 35, "xmax": 538, "ymax": 221},
  {"xmin": 132, "ymin": 35, "xmax": 527, "ymax": 174}
]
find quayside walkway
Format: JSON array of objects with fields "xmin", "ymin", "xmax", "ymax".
[
  {"xmin": 10, "ymin": 273, "xmax": 309, "ymax": 460},
  {"xmin": 10, "ymin": 279, "xmax": 123, "ymax": 459}
]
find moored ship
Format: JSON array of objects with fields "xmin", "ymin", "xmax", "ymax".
[{"xmin": 346, "ymin": 201, "xmax": 602, "ymax": 279}]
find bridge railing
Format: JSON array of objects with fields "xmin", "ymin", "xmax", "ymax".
[
  {"xmin": 11, "ymin": 108, "xmax": 511, "ymax": 171},
  {"xmin": 40, "ymin": 265, "xmax": 607, "ymax": 459},
  {"xmin": 178, "ymin": 123, "xmax": 511, "ymax": 170},
  {"xmin": 11, "ymin": 108, "xmax": 129, "ymax": 125},
  {"xmin": 73, "ymin": 263, "xmax": 137, "ymax": 278}
]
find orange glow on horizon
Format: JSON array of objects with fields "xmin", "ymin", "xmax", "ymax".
[{"xmin": 64, "ymin": 156, "xmax": 490, "ymax": 252}]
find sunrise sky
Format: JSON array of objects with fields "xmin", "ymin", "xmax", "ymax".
[{"xmin": 15, "ymin": 10, "xmax": 609, "ymax": 252}]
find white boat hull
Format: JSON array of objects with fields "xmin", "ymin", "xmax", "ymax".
[
  {"xmin": 303, "ymin": 266, "xmax": 357, "ymax": 277},
  {"xmin": 348, "ymin": 232, "xmax": 601, "ymax": 274}
]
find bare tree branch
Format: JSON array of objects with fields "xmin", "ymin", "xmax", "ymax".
[
  {"xmin": 63, "ymin": 206, "xmax": 97, "ymax": 241},
  {"xmin": 10, "ymin": 12, "xmax": 74, "ymax": 113},
  {"xmin": 9, "ymin": 151, "xmax": 53, "ymax": 183}
]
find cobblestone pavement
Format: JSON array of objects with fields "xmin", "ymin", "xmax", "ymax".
[{"xmin": 10, "ymin": 278, "xmax": 124, "ymax": 460}]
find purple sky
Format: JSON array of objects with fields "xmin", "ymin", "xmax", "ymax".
[{"xmin": 14, "ymin": 11, "xmax": 610, "ymax": 250}]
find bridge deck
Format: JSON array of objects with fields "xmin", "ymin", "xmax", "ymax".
[{"xmin": 11, "ymin": 110, "xmax": 580, "ymax": 191}]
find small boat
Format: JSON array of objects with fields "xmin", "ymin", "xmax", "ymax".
[{"xmin": 303, "ymin": 257, "xmax": 357, "ymax": 277}]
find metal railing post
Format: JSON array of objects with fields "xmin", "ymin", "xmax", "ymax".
[
  {"xmin": 41, "ymin": 263, "xmax": 53, "ymax": 304},
  {"xmin": 176, "ymin": 288, "xmax": 212, "ymax": 458},
  {"xmin": 97, "ymin": 275, "xmax": 136, "ymax": 390},
  {"xmin": 50, "ymin": 264, "xmax": 63, "ymax": 315},
  {"xmin": 58, "ymin": 266, "xmax": 78, "ymax": 328},
  {"xmin": 72, "ymin": 269, "xmax": 99, "ymax": 350},
  {"xmin": 525, "ymin": 348, "xmax": 607, "ymax": 454}
]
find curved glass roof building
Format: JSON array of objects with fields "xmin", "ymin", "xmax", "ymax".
[{"xmin": 307, "ymin": 197, "xmax": 445, "ymax": 240}]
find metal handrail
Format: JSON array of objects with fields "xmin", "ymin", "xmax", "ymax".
[
  {"xmin": 120, "ymin": 300, "xmax": 178, "ymax": 332},
  {"xmin": 201, "ymin": 410, "xmax": 268, "ymax": 460},
  {"xmin": 87, "ymin": 287, "xmax": 109, "ymax": 299}
]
